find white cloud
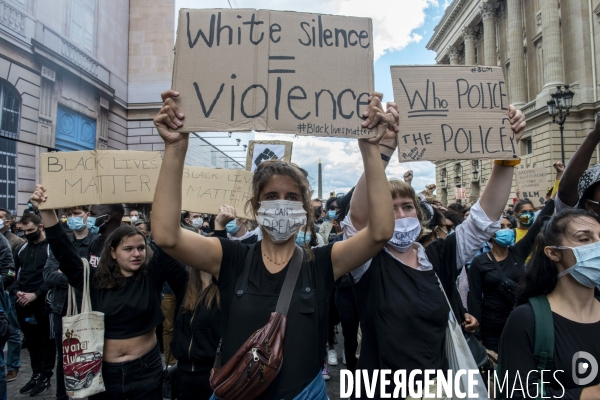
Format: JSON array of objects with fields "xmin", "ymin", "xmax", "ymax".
[
  {"xmin": 255, "ymin": 133, "xmax": 436, "ymax": 197},
  {"xmin": 175, "ymin": 0, "xmax": 438, "ymax": 60}
]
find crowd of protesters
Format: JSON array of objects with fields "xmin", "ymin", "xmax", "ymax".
[{"xmin": 0, "ymin": 89, "xmax": 598, "ymax": 400}]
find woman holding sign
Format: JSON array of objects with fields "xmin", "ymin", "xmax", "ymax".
[
  {"xmin": 151, "ymin": 90, "xmax": 395, "ymax": 399},
  {"xmin": 342, "ymin": 100, "xmax": 526, "ymax": 398}
]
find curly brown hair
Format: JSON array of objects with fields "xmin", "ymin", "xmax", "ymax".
[
  {"xmin": 92, "ymin": 225, "xmax": 150, "ymax": 289},
  {"xmin": 245, "ymin": 160, "xmax": 317, "ymax": 257}
]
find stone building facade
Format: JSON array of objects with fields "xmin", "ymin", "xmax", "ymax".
[
  {"xmin": 0, "ymin": 0, "xmax": 242, "ymax": 215},
  {"xmin": 427, "ymin": 0, "xmax": 600, "ymax": 207}
]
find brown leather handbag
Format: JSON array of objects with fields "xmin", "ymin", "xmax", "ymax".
[{"xmin": 209, "ymin": 245, "xmax": 303, "ymax": 400}]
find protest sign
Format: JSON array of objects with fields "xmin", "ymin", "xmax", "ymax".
[
  {"xmin": 391, "ymin": 65, "xmax": 518, "ymax": 162},
  {"xmin": 172, "ymin": 9, "xmax": 374, "ymax": 138},
  {"xmin": 246, "ymin": 140, "xmax": 293, "ymax": 171},
  {"xmin": 39, "ymin": 150, "xmax": 162, "ymax": 209},
  {"xmin": 515, "ymin": 167, "xmax": 549, "ymax": 206},
  {"xmin": 182, "ymin": 166, "xmax": 254, "ymax": 218}
]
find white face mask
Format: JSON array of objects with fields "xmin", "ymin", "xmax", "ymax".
[
  {"xmin": 130, "ymin": 216, "xmax": 138, "ymax": 223},
  {"xmin": 388, "ymin": 217, "xmax": 421, "ymax": 253},
  {"xmin": 191, "ymin": 217, "xmax": 204, "ymax": 229},
  {"xmin": 257, "ymin": 200, "xmax": 307, "ymax": 244},
  {"xmin": 0, "ymin": 219, "xmax": 4, "ymax": 231}
]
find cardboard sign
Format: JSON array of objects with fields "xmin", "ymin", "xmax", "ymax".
[
  {"xmin": 172, "ymin": 9, "xmax": 375, "ymax": 138},
  {"xmin": 391, "ymin": 66, "xmax": 518, "ymax": 162},
  {"xmin": 246, "ymin": 140, "xmax": 293, "ymax": 171},
  {"xmin": 182, "ymin": 166, "xmax": 254, "ymax": 218},
  {"xmin": 516, "ymin": 167, "xmax": 549, "ymax": 206},
  {"xmin": 39, "ymin": 151, "xmax": 162, "ymax": 210}
]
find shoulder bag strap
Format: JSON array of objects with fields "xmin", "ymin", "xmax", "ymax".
[
  {"xmin": 234, "ymin": 244, "xmax": 256, "ymax": 298},
  {"xmin": 528, "ymin": 295, "xmax": 555, "ymax": 370},
  {"xmin": 488, "ymin": 252, "xmax": 511, "ymax": 283},
  {"xmin": 275, "ymin": 246, "xmax": 303, "ymax": 316},
  {"xmin": 80, "ymin": 258, "xmax": 92, "ymax": 313},
  {"xmin": 434, "ymin": 273, "xmax": 458, "ymax": 323}
]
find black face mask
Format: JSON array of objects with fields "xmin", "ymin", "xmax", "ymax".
[
  {"xmin": 202, "ymin": 226, "xmax": 212, "ymax": 233},
  {"xmin": 25, "ymin": 229, "xmax": 40, "ymax": 242}
]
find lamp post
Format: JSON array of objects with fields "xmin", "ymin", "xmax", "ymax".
[
  {"xmin": 440, "ymin": 168, "xmax": 447, "ymax": 189},
  {"xmin": 471, "ymin": 160, "xmax": 479, "ymax": 182},
  {"xmin": 547, "ymin": 85, "xmax": 574, "ymax": 164},
  {"xmin": 454, "ymin": 163, "xmax": 463, "ymax": 187}
]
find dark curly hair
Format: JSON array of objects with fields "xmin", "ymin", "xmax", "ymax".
[{"xmin": 92, "ymin": 225, "xmax": 150, "ymax": 289}]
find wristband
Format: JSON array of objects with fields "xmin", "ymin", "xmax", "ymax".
[
  {"xmin": 381, "ymin": 153, "xmax": 391, "ymax": 162},
  {"xmin": 493, "ymin": 159, "xmax": 521, "ymax": 167}
]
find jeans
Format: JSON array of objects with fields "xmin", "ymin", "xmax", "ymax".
[
  {"xmin": 0, "ymin": 350, "xmax": 6, "ymax": 400},
  {"xmin": 16, "ymin": 299, "xmax": 55, "ymax": 379},
  {"xmin": 161, "ymin": 293, "xmax": 177, "ymax": 366},
  {"xmin": 336, "ymin": 277, "xmax": 360, "ymax": 372},
  {"xmin": 0, "ymin": 294, "xmax": 21, "ymax": 371},
  {"xmin": 178, "ymin": 369, "xmax": 212, "ymax": 400},
  {"xmin": 209, "ymin": 372, "xmax": 327, "ymax": 400},
  {"xmin": 89, "ymin": 342, "xmax": 163, "ymax": 400},
  {"xmin": 53, "ymin": 312, "xmax": 68, "ymax": 400}
]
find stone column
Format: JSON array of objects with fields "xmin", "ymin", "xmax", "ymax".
[
  {"xmin": 447, "ymin": 46, "xmax": 460, "ymax": 65},
  {"xmin": 507, "ymin": 0, "xmax": 527, "ymax": 105},
  {"xmin": 480, "ymin": 2, "xmax": 498, "ymax": 66},
  {"xmin": 462, "ymin": 27, "xmax": 477, "ymax": 65},
  {"xmin": 539, "ymin": 0, "xmax": 564, "ymax": 88}
]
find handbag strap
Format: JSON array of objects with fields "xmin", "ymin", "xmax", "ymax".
[
  {"xmin": 66, "ymin": 258, "xmax": 91, "ymax": 316},
  {"xmin": 275, "ymin": 246, "xmax": 303, "ymax": 316}
]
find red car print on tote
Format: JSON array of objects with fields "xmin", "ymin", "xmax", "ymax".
[{"xmin": 63, "ymin": 351, "xmax": 103, "ymax": 390}]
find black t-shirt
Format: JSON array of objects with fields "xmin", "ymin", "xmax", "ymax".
[
  {"xmin": 354, "ymin": 235, "xmax": 459, "ymax": 399},
  {"xmin": 45, "ymin": 224, "xmax": 188, "ymax": 339},
  {"xmin": 498, "ymin": 302, "xmax": 600, "ymax": 399},
  {"xmin": 216, "ymin": 238, "xmax": 335, "ymax": 399}
]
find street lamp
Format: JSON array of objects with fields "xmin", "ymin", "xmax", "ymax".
[{"xmin": 547, "ymin": 85, "xmax": 575, "ymax": 164}]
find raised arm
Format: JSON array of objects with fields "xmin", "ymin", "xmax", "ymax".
[
  {"xmin": 558, "ymin": 112, "xmax": 600, "ymax": 207},
  {"xmin": 29, "ymin": 185, "xmax": 85, "ymax": 291},
  {"xmin": 152, "ymin": 90, "xmax": 222, "ymax": 278},
  {"xmin": 348, "ymin": 96, "xmax": 398, "ymax": 231},
  {"xmin": 332, "ymin": 98, "xmax": 395, "ymax": 280}
]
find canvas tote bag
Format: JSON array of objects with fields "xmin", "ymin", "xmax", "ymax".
[
  {"xmin": 436, "ymin": 275, "xmax": 489, "ymax": 400},
  {"xmin": 62, "ymin": 258, "xmax": 106, "ymax": 398}
]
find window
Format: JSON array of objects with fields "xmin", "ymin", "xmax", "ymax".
[
  {"xmin": 0, "ymin": 138, "xmax": 17, "ymax": 215},
  {"xmin": 71, "ymin": 0, "xmax": 95, "ymax": 54},
  {"xmin": 521, "ymin": 137, "xmax": 533, "ymax": 155},
  {"xmin": 0, "ymin": 80, "xmax": 21, "ymax": 140},
  {"xmin": 211, "ymin": 151, "xmax": 217, "ymax": 166}
]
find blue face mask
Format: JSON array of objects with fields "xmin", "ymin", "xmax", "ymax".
[
  {"xmin": 494, "ymin": 229, "xmax": 515, "ymax": 247},
  {"xmin": 296, "ymin": 232, "xmax": 311, "ymax": 247},
  {"xmin": 86, "ymin": 214, "xmax": 107, "ymax": 235},
  {"xmin": 327, "ymin": 210, "xmax": 338, "ymax": 220},
  {"xmin": 555, "ymin": 242, "xmax": 600, "ymax": 288},
  {"xmin": 226, "ymin": 219, "xmax": 240, "ymax": 235},
  {"xmin": 67, "ymin": 216, "xmax": 86, "ymax": 232}
]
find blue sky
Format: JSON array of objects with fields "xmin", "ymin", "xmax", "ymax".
[{"xmin": 175, "ymin": 0, "xmax": 450, "ymax": 195}]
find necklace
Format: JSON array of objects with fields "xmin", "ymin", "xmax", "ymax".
[{"xmin": 263, "ymin": 252, "xmax": 292, "ymax": 266}]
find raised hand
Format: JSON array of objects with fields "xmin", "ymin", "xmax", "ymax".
[
  {"xmin": 508, "ymin": 105, "xmax": 526, "ymax": 143},
  {"xmin": 215, "ymin": 205, "xmax": 237, "ymax": 230},
  {"xmin": 380, "ymin": 102, "xmax": 399, "ymax": 150},
  {"xmin": 553, "ymin": 161, "xmax": 565, "ymax": 175},
  {"xmin": 153, "ymin": 90, "xmax": 188, "ymax": 146},
  {"xmin": 30, "ymin": 184, "xmax": 47, "ymax": 209},
  {"xmin": 403, "ymin": 170, "xmax": 413, "ymax": 184}
]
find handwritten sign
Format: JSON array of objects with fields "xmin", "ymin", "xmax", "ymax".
[
  {"xmin": 172, "ymin": 9, "xmax": 375, "ymax": 138},
  {"xmin": 40, "ymin": 151, "xmax": 162, "ymax": 209},
  {"xmin": 182, "ymin": 166, "xmax": 254, "ymax": 218},
  {"xmin": 391, "ymin": 66, "xmax": 518, "ymax": 162},
  {"xmin": 246, "ymin": 140, "xmax": 293, "ymax": 172},
  {"xmin": 516, "ymin": 167, "xmax": 549, "ymax": 205}
]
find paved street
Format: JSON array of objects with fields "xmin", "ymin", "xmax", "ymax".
[{"xmin": 8, "ymin": 328, "xmax": 348, "ymax": 399}]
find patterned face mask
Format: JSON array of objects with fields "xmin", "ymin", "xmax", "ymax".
[
  {"xmin": 518, "ymin": 211, "xmax": 535, "ymax": 227},
  {"xmin": 257, "ymin": 200, "xmax": 307, "ymax": 244},
  {"xmin": 388, "ymin": 217, "xmax": 421, "ymax": 253}
]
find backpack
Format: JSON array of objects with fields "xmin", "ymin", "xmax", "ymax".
[{"xmin": 495, "ymin": 294, "xmax": 600, "ymax": 399}]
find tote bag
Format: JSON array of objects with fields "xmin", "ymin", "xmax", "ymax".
[
  {"xmin": 436, "ymin": 276, "xmax": 490, "ymax": 400},
  {"xmin": 62, "ymin": 258, "xmax": 105, "ymax": 398}
]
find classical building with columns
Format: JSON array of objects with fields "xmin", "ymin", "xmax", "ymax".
[
  {"xmin": 0, "ymin": 0, "xmax": 244, "ymax": 215},
  {"xmin": 427, "ymin": 0, "xmax": 600, "ymax": 207}
]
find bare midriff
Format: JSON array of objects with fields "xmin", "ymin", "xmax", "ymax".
[{"xmin": 103, "ymin": 329, "xmax": 157, "ymax": 363}]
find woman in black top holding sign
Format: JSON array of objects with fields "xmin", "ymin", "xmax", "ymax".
[
  {"xmin": 341, "ymin": 100, "xmax": 526, "ymax": 398},
  {"xmin": 151, "ymin": 90, "xmax": 395, "ymax": 399}
]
